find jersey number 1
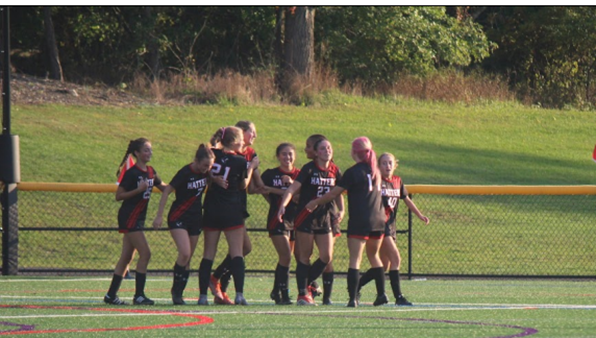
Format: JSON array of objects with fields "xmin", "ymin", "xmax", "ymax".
[{"xmin": 211, "ymin": 163, "xmax": 231, "ymax": 180}]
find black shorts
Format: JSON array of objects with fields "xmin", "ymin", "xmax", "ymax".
[
  {"xmin": 347, "ymin": 220, "xmax": 385, "ymax": 239},
  {"xmin": 384, "ymin": 222, "xmax": 397, "ymax": 239},
  {"xmin": 168, "ymin": 218, "xmax": 203, "ymax": 236},
  {"xmin": 294, "ymin": 208, "xmax": 332, "ymax": 234},
  {"xmin": 331, "ymin": 212, "xmax": 342, "ymax": 237},
  {"xmin": 118, "ymin": 216, "xmax": 145, "ymax": 234},
  {"xmin": 203, "ymin": 206, "xmax": 245, "ymax": 231}
]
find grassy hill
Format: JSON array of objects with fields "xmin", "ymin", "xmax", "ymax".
[{"xmin": 12, "ymin": 97, "xmax": 596, "ymax": 185}]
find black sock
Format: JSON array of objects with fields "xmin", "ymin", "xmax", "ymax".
[
  {"xmin": 372, "ymin": 267, "xmax": 386, "ymax": 296},
  {"xmin": 107, "ymin": 274, "xmax": 123, "ymax": 298},
  {"xmin": 347, "ymin": 268, "xmax": 360, "ymax": 301},
  {"xmin": 279, "ymin": 264, "xmax": 290, "ymax": 292},
  {"xmin": 358, "ymin": 268, "xmax": 374, "ymax": 291},
  {"xmin": 389, "ymin": 270, "xmax": 402, "ymax": 299},
  {"xmin": 230, "ymin": 256, "xmax": 245, "ymax": 294},
  {"xmin": 198, "ymin": 259, "xmax": 213, "ymax": 295},
  {"xmin": 172, "ymin": 263, "xmax": 187, "ymax": 294},
  {"xmin": 134, "ymin": 272, "xmax": 147, "ymax": 298},
  {"xmin": 296, "ymin": 261, "xmax": 310, "ymax": 296},
  {"xmin": 220, "ymin": 270, "xmax": 233, "ymax": 293},
  {"xmin": 273, "ymin": 264, "xmax": 283, "ymax": 292},
  {"xmin": 307, "ymin": 258, "xmax": 328, "ymax": 284},
  {"xmin": 213, "ymin": 255, "xmax": 231, "ymax": 279},
  {"xmin": 322, "ymin": 272, "xmax": 334, "ymax": 300}
]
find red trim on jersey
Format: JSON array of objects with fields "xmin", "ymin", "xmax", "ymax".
[
  {"xmin": 238, "ymin": 147, "xmax": 256, "ymax": 162},
  {"xmin": 268, "ymin": 201, "xmax": 283, "ymax": 231},
  {"xmin": 126, "ymin": 199, "xmax": 148, "ymax": 230},
  {"xmin": 348, "ymin": 233, "xmax": 384, "ymax": 240},
  {"xmin": 168, "ymin": 195, "xmax": 198, "ymax": 222},
  {"xmin": 293, "ymin": 207, "xmax": 312, "ymax": 229}
]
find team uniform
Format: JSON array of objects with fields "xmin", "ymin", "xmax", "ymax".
[
  {"xmin": 203, "ymin": 148, "xmax": 248, "ymax": 231},
  {"xmin": 293, "ymin": 161, "xmax": 342, "ymax": 234},
  {"xmin": 166, "ymin": 164, "xmax": 210, "ymax": 236},
  {"xmin": 381, "ymin": 175, "xmax": 407, "ymax": 239},
  {"xmin": 261, "ymin": 167, "xmax": 300, "ymax": 237},
  {"xmin": 337, "ymin": 162, "xmax": 385, "ymax": 239},
  {"xmin": 117, "ymin": 165, "xmax": 162, "ymax": 233},
  {"xmin": 237, "ymin": 146, "xmax": 257, "ymax": 219}
]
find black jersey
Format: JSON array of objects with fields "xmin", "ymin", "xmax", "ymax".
[
  {"xmin": 338, "ymin": 162, "xmax": 385, "ymax": 234},
  {"xmin": 261, "ymin": 166, "xmax": 300, "ymax": 231},
  {"xmin": 293, "ymin": 161, "xmax": 342, "ymax": 231},
  {"xmin": 381, "ymin": 175, "xmax": 407, "ymax": 229},
  {"xmin": 117, "ymin": 165, "xmax": 163, "ymax": 233},
  {"xmin": 167, "ymin": 164, "xmax": 209, "ymax": 223},
  {"xmin": 203, "ymin": 148, "xmax": 248, "ymax": 228},
  {"xmin": 237, "ymin": 146, "xmax": 257, "ymax": 218}
]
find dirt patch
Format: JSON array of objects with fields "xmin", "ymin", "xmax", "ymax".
[{"xmin": 9, "ymin": 73, "xmax": 150, "ymax": 107}]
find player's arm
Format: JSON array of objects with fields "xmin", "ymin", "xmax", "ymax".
[
  {"xmin": 305, "ymin": 186, "xmax": 345, "ymax": 212},
  {"xmin": 277, "ymin": 180, "xmax": 302, "ymax": 222},
  {"xmin": 153, "ymin": 184, "xmax": 175, "ymax": 229},
  {"xmin": 115, "ymin": 178, "xmax": 148, "ymax": 201},
  {"xmin": 403, "ymin": 196, "xmax": 429, "ymax": 225},
  {"xmin": 240, "ymin": 157, "xmax": 259, "ymax": 191},
  {"xmin": 334, "ymin": 192, "xmax": 345, "ymax": 223}
]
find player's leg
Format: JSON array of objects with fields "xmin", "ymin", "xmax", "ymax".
[
  {"xmin": 295, "ymin": 231, "xmax": 315, "ymax": 305},
  {"xmin": 219, "ymin": 227, "xmax": 252, "ymax": 295},
  {"xmin": 309, "ymin": 232, "xmax": 332, "ymax": 296},
  {"xmin": 127, "ymin": 231, "xmax": 154, "ymax": 305},
  {"xmin": 198, "ymin": 230, "xmax": 221, "ymax": 305},
  {"xmin": 270, "ymin": 233, "xmax": 293, "ymax": 305},
  {"xmin": 365, "ymin": 236, "xmax": 387, "ymax": 306},
  {"xmin": 224, "ymin": 227, "xmax": 248, "ymax": 305},
  {"xmin": 170, "ymin": 229, "xmax": 192, "ymax": 305},
  {"xmin": 104, "ymin": 234, "xmax": 136, "ymax": 305},
  {"xmin": 385, "ymin": 239, "xmax": 411, "ymax": 306},
  {"xmin": 347, "ymin": 237, "xmax": 366, "ymax": 307}
]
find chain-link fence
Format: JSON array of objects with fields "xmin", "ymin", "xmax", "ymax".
[{"xmin": 2, "ymin": 183, "xmax": 596, "ymax": 278}]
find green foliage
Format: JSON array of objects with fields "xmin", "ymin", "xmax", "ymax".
[
  {"xmin": 316, "ymin": 7, "xmax": 495, "ymax": 85},
  {"xmin": 481, "ymin": 7, "xmax": 596, "ymax": 108}
]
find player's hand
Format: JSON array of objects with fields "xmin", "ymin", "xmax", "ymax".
[
  {"xmin": 337, "ymin": 209, "xmax": 345, "ymax": 223},
  {"xmin": 277, "ymin": 206, "xmax": 286, "ymax": 222},
  {"xmin": 212, "ymin": 175, "xmax": 228, "ymax": 189},
  {"xmin": 419, "ymin": 215, "xmax": 430, "ymax": 225},
  {"xmin": 305, "ymin": 200, "xmax": 317, "ymax": 213},
  {"xmin": 152, "ymin": 217, "xmax": 162, "ymax": 230},
  {"xmin": 249, "ymin": 156, "xmax": 260, "ymax": 170},
  {"xmin": 137, "ymin": 178, "xmax": 149, "ymax": 192},
  {"xmin": 281, "ymin": 175, "xmax": 293, "ymax": 186}
]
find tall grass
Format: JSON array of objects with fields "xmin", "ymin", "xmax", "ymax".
[{"xmin": 130, "ymin": 67, "xmax": 517, "ymax": 106}]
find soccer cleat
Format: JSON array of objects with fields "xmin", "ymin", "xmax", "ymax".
[
  {"xmin": 373, "ymin": 293, "xmax": 388, "ymax": 306},
  {"xmin": 309, "ymin": 281, "xmax": 322, "ymax": 298},
  {"xmin": 133, "ymin": 295, "xmax": 155, "ymax": 305},
  {"xmin": 234, "ymin": 294, "xmax": 249, "ymax": 306},
  {"xmin": 171, "ymin": 289, "xmax": 186, "ymax": 305},
  {"xmin": 214, "ymin": 292, "xmax": 234, "ymax": 305},
  {"xmin": 270, "ymin": 290, "xmax": 281, "ymax": 305},
  {"xmin": 197, "ymin": 295, "xmax": 209, "ymax": 306},
  {"xmin": 347, "ymin": 299, "xmax": 358, "ymax": 308},
  {"xmin": 103, "ymin": 294, "xmax": 127, "ymax": 305},
  {"xmin": 396, "ymin": 295, "xmax": 413, "ymax": 306},
  {"xmin": 209, "ymin": 274, "xmax": 223, "ymax": 299},
  {"xmin": 296, "ymin": 294, "xmax": 316, "ymax": 306},
  {"xmin": 278, "ymin": 290, "xmax": 293, "ymax": 305},
  {"xmin": 322, "ymin": 298, "xmax": 333, "ymax": 306}
]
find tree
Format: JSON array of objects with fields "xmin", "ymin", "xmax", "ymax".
[
  {"xmin": 42, "ymin": 6, "xmax": 63, "ymax": 82},
  {"xmin": 281, "ymin": 6, "xmax": 315, "ymax": 92}
]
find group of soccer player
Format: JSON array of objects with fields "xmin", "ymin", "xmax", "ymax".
[{"xmin": 103, "ymin": 121, "xmax": 429, "ymax": 307}]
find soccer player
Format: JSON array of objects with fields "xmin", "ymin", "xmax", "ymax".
[
  {"xmin": 198, "ymin": 126, "xmax": 259, "ymax": 306},
  {"xmin": 278, "ymin": 138, "xmax": 344, "ymax": 305},
  {"xmin": 357, "ymin": 152, "xmax": 429, "ymax": 306},
  {"xmin": 261, "ymin": 142, "xmax": 300, "ymax": 305},
  {"xmin": 306, "ymin": 136, "xmax": 386, "ymax": 308},
  {"xmin": 303, "ymin": 134, "xmax": 342, "ymax": 305},
  {"xmin": 104, "ymin": 138, "xmax": 167, "ymax": 306},
  {"xmin": 209, "ymin": 120, "xmax": 264, "ymax": 305},
  {"xmin": 152, "ymin": 144, "xmax": 215, "ymax": 305}
]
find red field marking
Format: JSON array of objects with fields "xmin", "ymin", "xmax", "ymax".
[{"xmin": 0, "ymin": 305, "xmax": 213, "ymax": 335}]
